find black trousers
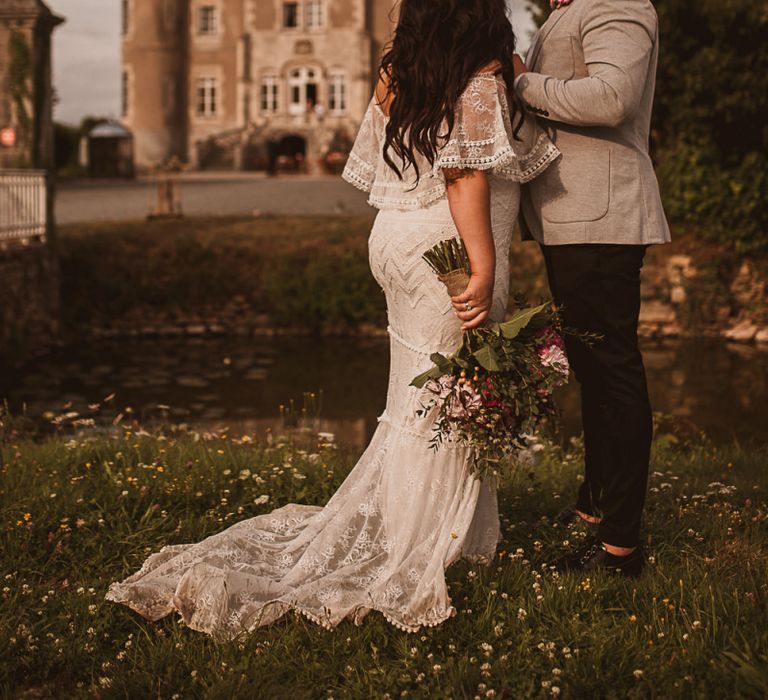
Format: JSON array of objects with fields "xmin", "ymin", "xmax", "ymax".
[{"xmin": 541, "ymin": 244, "xmax": 653, "ymax": 548}]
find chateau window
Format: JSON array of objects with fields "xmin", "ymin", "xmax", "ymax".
[
  {"xmin": 164, "ymin": 0, "xmax": 177, "ymax": 30},
  {"xmin": 288, "ymin": 67, "xmax": 318, "ymax": 115},
  {"xmin": 199, "ymin": 5, "xmax": 218, "ymax": 35},
  {"xmin": 121, "ymin": 0, "xmax": 130, "ymax": 35},
  {"xmin": 283, "ymin": 2, "xmax": 299, "ymax": 28},
  {"xmin": 305, "ymin": 0, "xmax": 324, "ymax": 30},
  {"xmin": 328, "ymin": 74, "xmax": 346, "ymax": 114},
  {"xmin": 261, "ymin": 76, "xmax": 279, "ymax": 114},
  {"xmin": 196, "ymin": 77, "xmax": 218, "ymax": 117},
  {"xmin": 121, "ymin": 71, "xmax": 130, "ymax": 117}
]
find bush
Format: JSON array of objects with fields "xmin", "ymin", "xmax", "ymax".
[
  {"xmin": 57, "ymin": 216, "xmax": 385, "ymax": 333},
  {"xmin": 263, "ymin": 248, "xmax": 385, "ymax": 331}
]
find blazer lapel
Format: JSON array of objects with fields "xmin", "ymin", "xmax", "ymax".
[{"xmin": 526, "ymin": 4, "xmax": 574, "ymax": 69}]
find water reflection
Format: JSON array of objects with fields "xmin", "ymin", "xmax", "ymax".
[{"xmin": 2, "ymin": 336, "xmax": 766, "ymax": 450}]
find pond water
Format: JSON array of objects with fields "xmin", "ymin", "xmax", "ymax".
[{"xmin": 2, "ymin": 336, "xmax": 767, "ymax": 450}]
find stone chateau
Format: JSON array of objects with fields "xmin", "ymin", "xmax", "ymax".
[{"xmin": 122, "ymin": 0, "xmax": 397, "ymax": 172}]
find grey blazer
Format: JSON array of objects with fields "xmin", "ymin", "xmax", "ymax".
[{"xmin": 516, "ymin": 0, "xmax": 671, "ymax": 246}]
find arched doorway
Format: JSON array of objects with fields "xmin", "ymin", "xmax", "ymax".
[{"xmin": 276, "ymin": 134, "xmax": 307, "ymax": 172}]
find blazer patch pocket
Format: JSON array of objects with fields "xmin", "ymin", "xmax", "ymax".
[{"xmin": 536, "ymin": 148, "xmax": 611, "ymax": 224}]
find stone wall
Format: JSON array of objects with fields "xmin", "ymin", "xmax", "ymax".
[
  {"xmin": 0, "ymin": 244, "xmax": 60, "ymax": 364},
  {"xmin": 639, "ymin": 242, "xmax": 768, "ymax": 345}
]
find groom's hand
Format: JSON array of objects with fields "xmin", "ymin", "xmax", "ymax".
[{"xmin": 452, "ymin": 275, "xmax": 494, "ymax": 330}]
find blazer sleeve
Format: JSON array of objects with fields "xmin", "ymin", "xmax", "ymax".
[{"xmin": 515, "ymin": 0, "xmax": 657, "ymax": 127}]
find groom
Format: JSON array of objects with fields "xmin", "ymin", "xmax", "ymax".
[{"xmin": 515, "ymin": 0, "xmax": 671, "ymax": 576}]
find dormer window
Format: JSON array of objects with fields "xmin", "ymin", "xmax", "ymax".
[{"xmin": 199, "ymin": 5, "xmax": 218, "ymax": 35}]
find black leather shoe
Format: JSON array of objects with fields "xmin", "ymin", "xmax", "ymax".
[{"xmin": 553, "ymin": 537, "xmax": 644, "ymax": 578}]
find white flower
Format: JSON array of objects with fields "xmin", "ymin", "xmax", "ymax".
[
  {"xmin": 633, "ymin": 669, "xmax": 644, "ymax": 679},
  {"xmin": 253, "ymin": 495, "xmax": 270, "ymax": 505}
]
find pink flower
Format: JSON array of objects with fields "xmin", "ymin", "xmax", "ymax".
[{"xmin": 539, "ymin": 345, "xmax": 570, "ymax": 384}]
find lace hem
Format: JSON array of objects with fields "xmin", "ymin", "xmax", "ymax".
[
  {"xmin": 433, "ymin": 131, "xmax": 560, "ymax": 184},
  {"xmin": 341, "ymin": 151, "xmax": 374, "ymax": 194},
  {"xmin": 106, "ymin": 579, "xmax": 457, "ymax": 637},
  {"xmin": 355, "ymin": 133, "xmax": 559, "ymax": 211}
]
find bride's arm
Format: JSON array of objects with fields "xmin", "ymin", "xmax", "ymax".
[{"xmin": 443, "ymin": 168, "xmax": 495, "ymax": 331}]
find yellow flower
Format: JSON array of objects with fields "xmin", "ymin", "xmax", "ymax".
[
  {"xmin": 23, "ymin": 513, "xmax": 31, "ymax": 521},
  {"xmin": 629, "ymin": 615, "xmax": 637, "ymax": 622}
]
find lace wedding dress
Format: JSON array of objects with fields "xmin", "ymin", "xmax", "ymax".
[{"xmin": 106, "ymin": 72, "xmax": 559, "ymax": 639}]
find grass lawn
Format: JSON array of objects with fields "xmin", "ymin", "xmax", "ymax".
[{"xmin": 1, "ymin": 410, "xmax": 767, "ymax": 699}]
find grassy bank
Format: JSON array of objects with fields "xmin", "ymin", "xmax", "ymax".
[
  {"xmin": 2, "ymin": 412, "xmax": 767, "ymax": 698},
  {"xmin": 57, "ymin": 216, "xmax": 386, "ymax": 335},
  {"xmin": 58, "ymin": 216, "xmax": 767, "ymax": 341}
]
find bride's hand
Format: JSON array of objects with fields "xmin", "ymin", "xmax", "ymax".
[{"xmin": 451, "ymin": 274, "xmax": 494, "ymax": 330}]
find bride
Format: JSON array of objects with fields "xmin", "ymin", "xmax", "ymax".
[{"xmin": 106, "ymin": 0, "xmax": 559, "ymax": 638}]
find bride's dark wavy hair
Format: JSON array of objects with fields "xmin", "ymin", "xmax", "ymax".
[{"xmin": 379, "ymin": 0, "xmax": 522, "ymax": 181}]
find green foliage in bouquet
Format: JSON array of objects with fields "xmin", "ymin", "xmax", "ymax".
[
  {"xmin": 411, "ymin": 302, "xmax": 552, "ymax": 388},
  {"xmin": 412, "ymin": 238, "xmax": 572, "ymax": 479}
]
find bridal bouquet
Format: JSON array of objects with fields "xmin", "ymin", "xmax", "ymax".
[{"xmin": 413, "ymin": 238, "xmax": 571, "ymax": 479}]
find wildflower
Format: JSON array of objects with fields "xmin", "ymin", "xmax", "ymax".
[
  {"xmin": 551, "ymin": 688, "xmax": 561, "ymax": 697},
  {"xmin": 633, "ymin": 669, "xmax": 644, "ymax": 679},
  {"xmin": 254, "ymin": 495, "xmax": 270, "ymax": 505}
]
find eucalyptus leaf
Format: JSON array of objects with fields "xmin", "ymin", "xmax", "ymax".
[
  {"xmin": 498, "ymin": 302, "xmax": 550, "ymax": 340},
  {"xmin": 410, "ymin": 365, "xmax": 445, "ymax": 389},
  {"xmin": 472, "ymin": 345, "xmax": 502, "ymax": 371}
]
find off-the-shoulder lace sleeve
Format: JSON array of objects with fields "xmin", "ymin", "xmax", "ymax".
[
  {"xmin": 342, "ymin": 98, "xmax": 383, "ymax": 193},
  {"xmin": 340, "ymin": 75, "xmax": 559, "ymax": 211},
  {"xmin": 433, "ymin": 74, "xmax": 559, "ymax": 184}
]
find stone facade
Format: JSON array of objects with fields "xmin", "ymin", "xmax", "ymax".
[
  {"xmin": 121, "ymin": 0, "xmax": 397, "ymax": 172},
  {"xmin": 0, "ymin": 0, "xmax": 63, "ymax": 169},
  {"xmin": 0, "ymin": 1, "xmax": 62, "ymax": 363}
]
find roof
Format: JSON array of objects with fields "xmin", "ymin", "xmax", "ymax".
[
  {"xmin": 0, "ymin": 0, "xmax": 65, "ymax": 26},
  {"xmin": 89, "ymin": 122, "xmax": 133, "ymax": 139}
]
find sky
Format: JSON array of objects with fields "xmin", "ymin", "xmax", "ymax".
[
  {"xmin": 45, "ymin": 0, "xmax": 536, "ymax": 126},
  {"xmin": 47, "ymin": 0, "xmax": 122, "ymax": 125}
]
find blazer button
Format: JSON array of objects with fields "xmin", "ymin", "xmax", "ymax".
[{"xmin": 543, "ymin": 110, "xmax": 549, "ymax": 116}]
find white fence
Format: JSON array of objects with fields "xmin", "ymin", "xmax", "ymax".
[{"xmin": 0, "ymin": 169, "xmax": 48, "ymax": 244}]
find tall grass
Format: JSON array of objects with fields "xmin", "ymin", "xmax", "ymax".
[{"xmin": 1, "ymin": 413, "xmax": 766, "ymax": 698}]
